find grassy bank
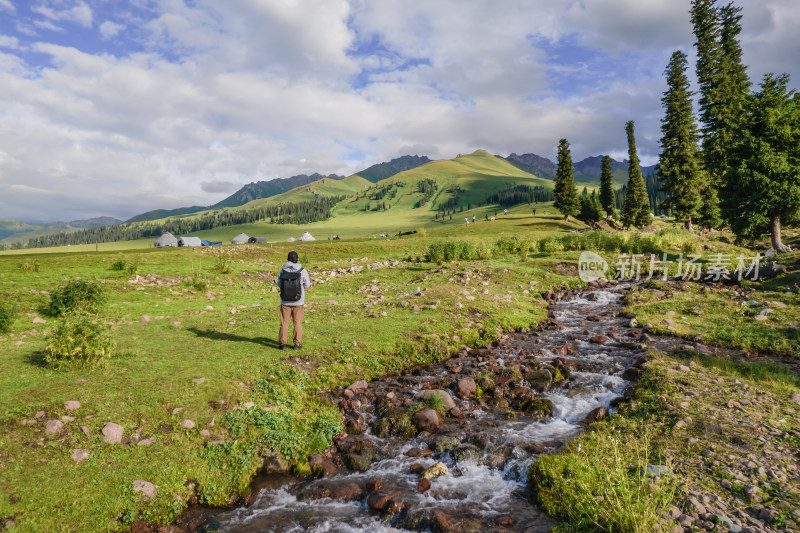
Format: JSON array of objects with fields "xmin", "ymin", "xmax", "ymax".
[{"xmin": 0, "ymin": 217, "xmax": 584, "ymax": 531}]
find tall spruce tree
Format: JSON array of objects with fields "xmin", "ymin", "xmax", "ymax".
[
  {"xmin": 722, "ymin": 73, "xmax": 800, "ymax": 252},
  {"xmin": 553, "ymin": 138, "xmax": 579, "ymax": 220},
  {"xmin": 690, "ymin": 0, "xmax": 750, "ymax": 228},
  {"xmin": 658, "ymin": 50, "xmax": 702, "ymax": 230},
  {"xmin": 620, "ymin": 121, "xmax": 650, "ymax": 228},
  {"xmin": 599, "ymin": 155, "xmax": 615, "ymax": 218}
]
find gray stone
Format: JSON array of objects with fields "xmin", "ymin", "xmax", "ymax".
[
  {"xmin": 262, "ymin": 450, "xmax": 288, "ymax": 474},
  {"xmin": 45, "ymin": 419, "xmax": 63, "ymax": 435},
  {"xmin": 180, "ymin": 419, "xmax": 196, "ymax": 429},
  {"xmin": 790, "ymin": 393, "xmax": 800, "ymax": 404},
  {"xmin": 132, "ymin": 479, "xmax": 157, "ymax": 499},
  {"xmin": 456, "ymin": 377, "xmax": 477, "ymax": 399},
  {"xmin": 432, "ymin": 435, "xmax": 461, "ymax": 452},
  {"xmin": 192, "ymin": 377, "xmax": 207, "ymax": 384},
  {"xmin": 101, "ymin": 422, "xmax": 124, "ymax": 444},
  {"xmin": 346, "ymin": 380, "xmax": 368, "ymax": 394},
  {"xmin": 137, "ymin": 437, "xmax": 154, "ymax": 446},
  {"xmin": 71, "ymin": 449, "xmax": 90, "ymax": 463},
  {"xmin": 416, "ymin": 389, "xmax": 456, "ymax": 410},
  {"xmin": 711, "ymin": 514, "xmax": 741, "ymax": 533},
  {"xmin": 64, "ymin": 400, "xmax": 81, "ymax": 411},
  {"xmin": 412, "ymin": 408, "xmax": 442, "ymax": 432},
  {"xmin": 641, "ymin": 464, "xmax": 673, "ymax": 477}
]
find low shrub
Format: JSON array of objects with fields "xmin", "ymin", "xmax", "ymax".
[
  {"xmin": 0, "ymin": 303, "xmax": 15, "ymax": 334},
  {"xmin": 495, "ymin": 236, "xmax": 531, "ymax": 254},
  {"xmin": 213, "ymin": 253, "xmax": 232, "ymax": 274},
  {"xmin": 18, "ymin": 259, "xmax": 40, "ymax": 272},
  {"xmin": 110, "ymin": 258, "xmax": 128, "ymax": 271},
  {"xmin": 426, "ymin": 240, "xmax": 481, "ymax": 264},
  {"xmin": 44, "ymin": 312, "xmax": 116, "ymax": 369},
  {"xmin": 47, "ymin": 279, "xmax": 107, "ymax": 316}
]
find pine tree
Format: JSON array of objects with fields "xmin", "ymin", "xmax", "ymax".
[
  {"xmin": 599, "ymin": 155, "xmax": 615, "ymax": 218},
  {"xmin": 620, "ymin": 121, "xmax": 650, "ymax": 228},
  {"xmin": 658, "ymin": 50, "xmax": 702, "ymax": 230},
  {"xmin": 722, "ymin": 73, "xmax": 800, "ymax": 252},
  {"xmin": 553, "ymin": 138, "xmax": 579, "ymax": 220}
]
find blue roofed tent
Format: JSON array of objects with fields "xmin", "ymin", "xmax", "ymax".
[{"xmin": 201, "ymin": 240, "xmax": 222, "ymax": 246}]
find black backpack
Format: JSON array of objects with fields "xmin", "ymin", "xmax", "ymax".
[{"xmin": 280, "ymin": 268, "xmax": 304, "ymax": 301}]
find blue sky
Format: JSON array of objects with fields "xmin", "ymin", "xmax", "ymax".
[{"xmin": 0, "ymin": 0, "xmax": 798, "ymax": 222}]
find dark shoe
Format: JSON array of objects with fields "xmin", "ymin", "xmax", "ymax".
[
  {"xmin": 293, "ymin": 344, "xmax": 302, "ymax": 350},
  {"xmin": 279, "ymin": 344, "xmax": 287, "ymax": 350}
]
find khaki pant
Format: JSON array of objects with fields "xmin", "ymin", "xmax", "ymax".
[{"xmin": 279, "ymin": 304, "xmax": 304, "ymax": 345}]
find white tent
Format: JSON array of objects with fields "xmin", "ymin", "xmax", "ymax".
[
  {"xmin": 231, "ymin": 232, "xmax": 250, "ymax": 244},
  {"xmin": 285, "ymin": 236, "xmax": 297, "ymax": 242},
  {"xmin": 154, "ymin": 232, "xmax": 178, "ymax": 248},
  {"xmin": 178, "ymin": 236, "xmax": 202, "ymax": 247},
  {"xmin": 298, "ymin": 232, "xmax": 316, "ymax": 241}
]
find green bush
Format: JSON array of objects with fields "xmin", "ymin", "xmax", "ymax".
[
  {"xmin": 18, "ymin": 259, "xmax": 40, "ymax": 272},
  {"xmin": 495, "ymin": 236, "xmax": 531, "ymax": 254},
  {"xmin": 426, "ymin": 240, "xmax": 481, "ymax": 264},
  {"xmin": 0, "ymin": 303, "xmax": 15, "ymax": 334},
  {"xmin": 47, "ymin": 279, "xmax": 107, "ymax": 316},
  {"xmin": 110, "ymin": 258, "xmax": 128, "ymax": 270},
  {"xmin": 110, "ymin": 258, "xmax": 139, "ymax": 276},
  {"xmin": 44, "ymin": 312, "xmax": 116, "ymax": 369},
  {"xmin": 213, "ymin": 253, "xmax": 232, "ymax": 274}
]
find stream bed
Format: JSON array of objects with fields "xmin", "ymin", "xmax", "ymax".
[{"xmin": 179, "ymin": 281, "xmax": 654, "ymax": 532}]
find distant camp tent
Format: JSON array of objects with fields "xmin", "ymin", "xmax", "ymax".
[
  {"xmin": 178, "ymin": 236, "xmax": 202, "ymax": 247},
  {"xmin": 231, "ymin": 233, "xmax": 250, "ymax": 244},
  {"xmin": 298, "ymin": 232, "xmax": 316, "ymax": 241},
  {"xmin": 201, "ymin": 240, "xmax": 222, "ymax": 246},
  {"xmin": 154, "ymin": 232, "xmax": 178, "ymax": 248},
  {"xmin": 286, "ymin": 236, "xmax": 297, "ymax": 242},
  {"xmin": 248, "ymin": 237, "xmax": 267, "ymax": 244}
]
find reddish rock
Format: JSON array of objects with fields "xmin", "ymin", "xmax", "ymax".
[
  {"xmin": 586, "ymin": 315, "xmax": 602, "ymax": 322},
  {"xmin": 346, "ymin": 380, "xmax": 368, "ymax": 394},
  {"xmin": 433, "ymin": 511, "xmax": 458, "ymax": 532},
  {"xmin": 343, "ymin": 389, "xmax": 354, "ymax": 400},
  {"xmin": 497, "ymin": 517, "xmax": 514, "ymax": 526},
  {"xmin": 418, "ymin": 478, "xmax": 432, "ymax": 492},
  {"xmin": 309, "ymin": 454, "xmax": 337, "ymax": 477},
  {"xmin": 387, "ymin": 499, "xmax": 405, "ymax": 514},
  {"xmin": 590, "ymin": 335, "xmax": 609, "ymax": 344},
  {"xmin": 412, "ymin": 408, "xmax": 443, "ymax": 432},
  {"xmin": 328, "ymin": 483, "xmax": 363, "ymax": 501},
  {"xmin": 409, "ymin": 463, "xmax": 425, "ymax": 475},
  {"xmin": 367, "ymin": 490, "xmax": 401, "ymax": 511},
  {"xmin": 448, "ymin": 407, "xmax": 464, "ymax": 419},
  {"xmin": 456, "ymin": 377, "xmax": 477, "ymax": 399},
  {"xmin": 406, "ymin": 447, "xmax": 433, "ymax": 458},
  {"xmin": 579, "ymin": 407, "xmax": 609, "ymax": 426},
  {"xmin": 366, "ymin": 479, "xmax": 384, "ymax": 492},
  {"xmin": 543, "ymin": 290, "xmax": 555, "ymax": 301},
  {"xmin": 344, "ymin": 417, "xmax": 366, "ymax": 435}
]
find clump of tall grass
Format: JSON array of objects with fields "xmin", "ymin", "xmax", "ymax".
[
  {"xmin": 0, "ymin": 302, "xmax": 15, "ymax": 334},
  {"xmin": 426, "ymin": 240, "xmax": 490, "ymax": 264},
  {"xmin": 18, "ymin": 259, "xmax": 40, "ymax": 272},
  {"xmin": 44, "ymin": 311, "xmax": 116, "ymax": 369},
  {"xmin": 535, "ymin": 229, "xmax": 703, "ymax": 257},
  {"xmin": 530, "ymin": 431, "xmax": 676, "ymax": 532}
]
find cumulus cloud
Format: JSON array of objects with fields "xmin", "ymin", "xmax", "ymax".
[
  {"xmin": 33, "ymin": 1, "xmax": 93, "ymax": 28},
  {"xmin": 0, "ymin": 0, "xmax": 14, "ymax": 12},
  {"xmin": 0, "ymin": 0, "xmax": 797, "ymax": 221},
  {"xmin": 99, "ymin": 20, "xmax": 125, "ymax": 39}
]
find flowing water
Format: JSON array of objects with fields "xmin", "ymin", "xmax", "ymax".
[{"xmin": 183, "ymin": 283, "xmax": 648, "ymax": 532}]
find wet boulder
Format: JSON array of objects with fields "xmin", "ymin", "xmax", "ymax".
[
  {"xmin": 579, "ymin": 406, "xmax": 609, "ymax": 426},
  {"xmin": 412, "ymin": 408, "xmax": 443, "ymax": 432},
  {"xmin": 261, "ymin": 450, "xmax": 288, "ymax": 474},
  {"xmin": 367, "ymin": 490, "xmax": 402, "ymax": 511},
  {"xmin": 432, "ymin": 435, "xmax": 460, "ymax": 452},
  {"xmin": 456, "ymin": 378, "xmax": 477, "ymax": 399},
  {"xmin": 524, "ymin": 369, "xmax": 553, "ymax": 393},
  {"xmin": 421, "ymin": 461, "xmax": 449, "ymax": 480},
  {"xmin": 415, "ymin": 389, "xmax": 457, "ymax": 411},
  {"xmin": 450, "ymin": 444, "xmax": 481, "ymax": 464},
  {"xmin": 346, "ymin": 380, "xmax": 369, "ymax": 394},
  {"xmin": 373, "ymin": 406, "xmax": 414, "ymax": 438},
  {"xmin": 517, "ymin": 397, "xmax": 553, "ymax": 418},
  {"xmin": 344, "ymin": 446, "xmax": 377, "ymax": 472},
  {"xmin": 309, "ymin": 454, "xmax": 337, "ymax": 477}
]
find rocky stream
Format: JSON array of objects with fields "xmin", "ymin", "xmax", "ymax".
[{"xmin": 176, "ymin": 281, "xmax": 673, "ymax": 532}]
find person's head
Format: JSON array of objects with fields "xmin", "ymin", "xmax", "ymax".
[{"xmin": 288, "ymin": 251, "xmax": 298, "ymax": 263}]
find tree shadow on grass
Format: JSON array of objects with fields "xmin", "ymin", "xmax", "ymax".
[
  {"xmin": 24, "ymin": 349, "xmax": 48, "ymax": 368},
  {"xmin": 187, "ymin": 327, "xmax": 282, "ymax": 348}
]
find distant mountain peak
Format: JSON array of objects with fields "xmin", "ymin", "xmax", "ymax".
[{"xmin": 355, "ymin": 155, "xmax": 431, "ymax": 183}]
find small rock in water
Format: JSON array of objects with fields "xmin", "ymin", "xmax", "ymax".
[
  {"xmin": 346, "ymin": 380, "xmax": 368, "ymax": 394},
  {"xmin": 412, "ymin": 408, "xmax": 442, "ymax": 432},
  {"xmin": 418, "ymin": 478, "xmax": 431, "ymax": 492},
  {"xmin": 421, "ymin": 461, "xmax": 449, "ymax": 480},
  {"xmin": 415, "ymin": 389, "xmax": 456, "ymax": 410}
]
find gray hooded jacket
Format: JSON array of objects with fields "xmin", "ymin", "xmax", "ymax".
[{"xmin": 277, "ymin": 261, "xmax": 311, "ymax": 306}]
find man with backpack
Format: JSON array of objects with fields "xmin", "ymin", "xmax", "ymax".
[{"xmin": 277, "ymin": 251, "xmax": 311, "ymax": 350}]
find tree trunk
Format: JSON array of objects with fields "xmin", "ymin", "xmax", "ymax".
[
  {"xmin": 564, "ymin": 215, "xmax": 569, "ymax": 221},
  {"xmin": 684, "ymin": 217, "xmax": 693, "ymax": 232},
  {"xmin": 770, "ymin": 215, "xmax": 792, "ymax": 253}
]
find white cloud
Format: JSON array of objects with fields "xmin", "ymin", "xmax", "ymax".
[
  {"xmin": 33, "ymin": 1, "xmax": 93, "ymax": 28},
  {"xmin": 99, "ymin": 20, "xmax": 125, "ymax": 39},
  {"xmin": 0, "ymin": 0, "xmax": 14, "ymax": 13},
  {"xmin": 0, "ymin": 0, "xmax": 798, "ymax": 222}
]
